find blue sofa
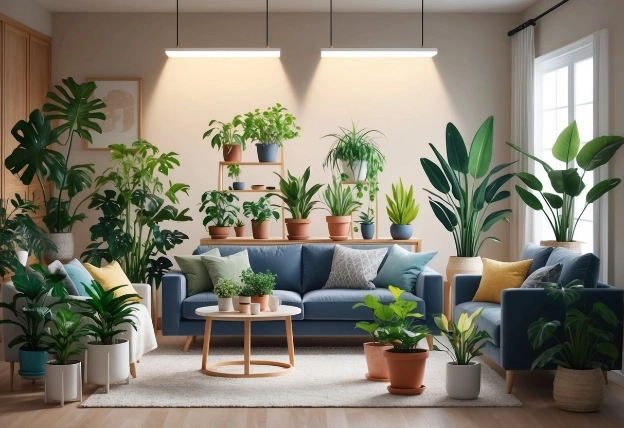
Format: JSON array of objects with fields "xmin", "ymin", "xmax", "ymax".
[
  {"xmin": 454, "ymin": 245, "xmax": 624, "ymax": 394},
  {"xmin": 162, "ymin": 244, "xmax": 444, "ymax": 339}
]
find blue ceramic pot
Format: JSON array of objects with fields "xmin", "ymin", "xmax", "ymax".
[
  {"xmin": 257, "ymin": 143, "xmax": 279, "ymax": 162},
  {"xmin": 18, "ymin": 348, "xmax": 49, "ymax": 379},
  {"xmin": 361, "ymin": 224, "xmax": 375, "ymax": 240},
  {"xmin": 232, "ymin": 182, "xmax": 245, "ymax": 190},
  {"xmin": 390, "ymin": 224, "xmax": 413, "ymax": 240}
]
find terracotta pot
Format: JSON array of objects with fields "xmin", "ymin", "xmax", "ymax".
[
  {"xmin": 234, "ymin": 226, "xmax": 245, "ymax": 237},
  {"xmin": 383, "ymin": 348, "xmax": 429, "ymax": 395},
  {"xmin": 540, "ymin": 240, "xmax": 582, "ymax": 253},
  {"xmin": 363, "ymin": 342, "xmax": 393, "ymax": 381},
  {"xmin": 223, "ymin": 144, "xmax": 242, "ymax": 162},
  {"xmin": 285, "ymin": 218, "xmax": 311, "ymax": 240},
  {"xmin": 326, "ymin": 216, "xmax": 351, "ymax": 241},
  {"xmin": 251, "ymin": 220, "xmax": 271, "ymax": 239},
  {"xmin": 251, "ymin": 294, "xmax": 270, "ymax": 311},
  {"xmin": 208, "ymin": 226, "xmax": 230, "ymax": 239},
  {"xmin": 553, "ymin": 366, "xmax": 605, "ymax": 412}
]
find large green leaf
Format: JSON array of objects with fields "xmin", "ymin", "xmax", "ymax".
[
  {"xmin": 485, "ymin": 173, "xmax": 513, "ymax": 202},
  {"xmin": 468, "ymin": 116, "xmax": 494, "ymax": 179},
  {"xmin": 528, "ymin": 318, "xmax": 561, "ymax": 349},
  {"xmin": 507, "ymin": 142, "xmax": 554, "ymax": 173},
  {"xmin": 481, "ymin": 209, "xmax": 511, "ymax": 232},
  {"xmin": 552, "ymin": 121, "xmax": 580, "ymax": 164},
  {"xmin": 531, "ymin": 344, "xmax": 563, "ymax": 370},
  {"xmin": 428, "ymin": 144, "xmax": 463, "ymax": 202},
  {"xmin": 576, "ymin": 136, "xmax": 624, "ymax": 171},
  {"xmin": 586, "ymin": 178, "xmax": 621, "ymax": 204},
  {"xmin": 445, "ymin": 122, "xmax": 469, "ymax": 174},
  {"xmin": 516, "ymin": 172, "xmax": 543, "ymax": 191},
  {"xmin": 429, "ymin": 199, "xmax": 458, "ymax": 231},
  {"xmin": 420, "ymin": 159, "xmax": 450, "ymax": 194},
  {"xmin": 548, "ymin": 168, "xmax": 585, "ymax": 197},
  {"xmin": 64, "ymin": 164, "xmax": 95, "ymax": 198},
  {"xmin": 515, "ymin": 185, "xmax": 543, "ymax": 210},
  {"xmin": 543, "ymin": 192, "xmax": 564, "ymax": 209},
  {"xmin": 593, "ymin": 302, "xmax": 619, "ymax": 326}
]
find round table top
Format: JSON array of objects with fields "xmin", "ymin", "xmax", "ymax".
[{"xmin": 195, "ymin": 305, "xmax": 301, "ymax": 320}]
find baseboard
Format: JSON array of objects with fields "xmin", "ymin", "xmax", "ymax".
[{"xmin": 608, "ymin": 370, "xmax": 624, "ymax": 388}]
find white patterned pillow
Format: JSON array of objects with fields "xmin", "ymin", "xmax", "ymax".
[{"xmin": 323, "ymin": 246, "xmax": 388, "ymax": 290}]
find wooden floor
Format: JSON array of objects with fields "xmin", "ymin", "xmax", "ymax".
[{"xmin": 1, "ymin": 333, "xmax": 623, "ymax": 428}]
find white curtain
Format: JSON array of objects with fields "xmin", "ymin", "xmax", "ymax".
[{"xmin": 509, "ymin": 26, "xmax": 535, "ymax": 261}]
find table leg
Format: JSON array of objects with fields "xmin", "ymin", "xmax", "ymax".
[
  {"xmin": 285, "ymin": 316, "xmax": 295, "ymax": 367},
  {"xmin": 201, "ymin": 318, "xmax": 212, "ymax": 370},
  {"xmin": 244, "ymin": 320, "xmax": 251, "ymax": 375}
]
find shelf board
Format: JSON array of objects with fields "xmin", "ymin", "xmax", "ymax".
[
  {"xmin": 199, "ymin": 237, "xmax": 422, "ymax": 247},
  {"xmin": 228, "ymin": 189, "xmax": 282, "ymax": 193},
  {"xmin": 220, "ymin": 161, "xmax": 282, "ymax": 166}
]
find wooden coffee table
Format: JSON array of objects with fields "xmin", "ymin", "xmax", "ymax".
[{"xmin": 194, "ymin": 305, "xmax": 302, "ymax": 378}]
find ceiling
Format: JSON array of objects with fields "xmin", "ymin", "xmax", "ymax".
[{"xmin": 33, "ymin": 0, "xmax": 539, "ymax": 14}]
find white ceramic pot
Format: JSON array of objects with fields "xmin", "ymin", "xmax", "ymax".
[
  {"xmin": 218, "ymin": 297, "xmax": 234, "ymax": 312},
  {"xmin": 238, "ymin": 296, "xmax": 251, "ymax": 314},
  {"xmin": 43, "ymin": 232, "xmax": 74, "ymax": 263},
  {"xmin": 15, "ymin": 250, "xmax": 28, "ymax": 266},
  {"xmin": 45, "ymin": 361, "xmax": 82, "ymax": 405},
  {"xmin": 446, "ymin": 362, "xmax": 481, "ymax": 399},
  {"xmin": 540, "ymin": 240, "xmax": 582, "ymax": 253},
  {"xmin": 85, "ymin": 340, "xmax": 130, "ymax": 392},
  {"xmin": 268, "ymin": 295, "xmax": 281, "ymax": 312},
  {"xmin": 341, "ymin": 160, "xmax": 368, "ymax": 182},
  {"xmin": 232, "ymin": 296, "xmax": 240, "ymax": 311}
]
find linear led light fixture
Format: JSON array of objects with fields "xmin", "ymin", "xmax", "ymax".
[{"xmin": 165, "ymin": 0, "xmax": 280, "ymax": 58}]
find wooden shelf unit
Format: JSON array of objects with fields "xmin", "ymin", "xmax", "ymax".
[{"xmin": 199, "ymin": 237, "xmax": 422, "ymax": 253}]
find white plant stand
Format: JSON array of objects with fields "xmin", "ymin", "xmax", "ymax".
[
  {"xmin": 45, "ymin": 361, "xmax": 83, "ymax": 407},
  {"xmin": 84, "ymin": 341, "xmax": 131, "ymax": 393}
]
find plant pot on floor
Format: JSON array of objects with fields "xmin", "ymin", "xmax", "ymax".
[
  {"xmin": 341, "ymin": 160, "xmax": 368, "ymax": 182},
  {"xmin": 234, "ymin": 226, "xmax": 245, "ymax": 237},
  {"xmin": 251, "ymin": 220, "xmax": 271, "ymax": 239},
  {"xmin": 285, "ymin": 218, "xmax": 311, "ymax": 240},
  {"xmin": 360, "ymin": 224, "xmax": 375, "ymax": 240},
  {"xmin": 384, "ymin": 348, "xmax": 429, "ymax": 395},
  {"xmin": 43, "ymin": 232, "xmax": 74, "ymax": 264},
  {"xmin": 208, "ymin": 226, "xmax": 230, "ymax": 239},
  {"xmin": 18, "ymin": 348, "xmax": 49, "ymax": 379},
  {"xmin": 446, "ymin": 362, "xmax": 481, "ymax": 399},
  {"xmin": 218, "ymin": 297, "xmax": 234, "ymax": 312},
  {"xmin": 257, "ymin": 143, "xmax": 278, "ymax": 163},
  {"xmin": 540, "ymin": 240, "xmax": 582, "ymax": 253},
  {"xmin": 232, "ymin": 182, "xmax": 245, "ymax": 191},
  {"xmin": 223, "ymin": 144, "xmax": 242, "ymax": 162},
  {"xmin": 553, "ymin": 366, "xmax": 605, "ymax": 412},
  {"xmin": 363, "ymin": 343, "xmax": 392, "ymax": 381},
  {"xmin": 390, "ymin": 224, "xmax": 413, "ymax": 240},
  {"xmin": 85, "ymin": 340, "xmax": 130, "ymax": 393},
  {"xmin": 45, "ymin": 360, "xmax": 82, "ymax": 405},
  {"xmin": 326, "ymin": 216, "xmax": 351, "ymax": 241},
  {"xmin": 251, "ymin": 295, "xmax": 270, "ymax": 311}
]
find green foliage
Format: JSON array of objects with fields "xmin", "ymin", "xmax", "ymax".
[
  {"xmin": 81, "ymin": 140, "xmax": 192, "ymax": 288},
  {"xmin": 386, "ymin": 178, "xmax": 420, "ymax": 225},
  {"xmin": 78, "ymin": 281, "xmax": 139, "ymax": 346},
  {"xmin": 5, "ymin": 78, "xmax": 106, "ymax": 232},
  {"xmin": 240, "ymin": 268, "xmax": 276, "ymax": 296},
  {"xmin": 43, "ymin": 308, "xmax": 88, "ymax": 365},
  {"xmin": 199, "ymin": 190, "xmax": 240, "ymax": 227},
  {"xmin": 214, "ymin": 278, "xmax": 241, "ymax": 298},
  {"xmin": 235, "ymin": 218, "xmax": 245, "ymax": 228},
  {"xmin": 433, "ymin": 309, "xmax": 492, "ymax": 365},
  {"xmin": 203, "ymin": 119, "xmax": 246, "ymax": 151},
  {"xmin": 238, "ymin": 284, "xmax": 256, "ymax": 297},
  {"xmin": 528, "ymin": 280, "xmax": 620, "ymax": 370},
  {"xmin": 267, "ymin": 167, "xmax": 323, "ymax": 219},
  {"xmin": 242, "ymin": 196, "xmax": 280, "ymax": 223},
  {"xmin": 227, "ymin": 164, "xmax": 242, "ymax": 181},
  {"xmin": 234, "ymin": 103, "xmax": 300, "ymax": 147},
  {"xmin": 420, "ymin": 117, "xmax": 513, "ymax": 257},
  {"xmin": 508, "ymin": 121, "xmax": 624, "ymax": 242},
  {"xmin": 321, "ymin": 176, "xmax": 362, "ymax": 216},
  {"xmin": 357, "ymin": 208, "xmax": 375, "ymax": 225}
]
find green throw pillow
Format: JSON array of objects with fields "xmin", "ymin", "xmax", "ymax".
[
  {"xmin": 201, "ymin": 250, "xmax": 251, "ymax": 286},
  {"xmin": 175, "ymin": 249, "xmax": 221, "ymax": 296},
  {"xmin": 372, "ymin": 246, "xmax": 437, "ymax": 292}
]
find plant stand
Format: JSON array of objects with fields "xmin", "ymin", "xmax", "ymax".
[
  {"xmin": 84, "ymin": 343, "xmax": 131, "ymax": 393},
  {"xmin": 45, "ymin": 362, "xmax": 82, "ymax": 407}
]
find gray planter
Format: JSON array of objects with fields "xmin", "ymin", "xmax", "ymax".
[
  {"xmin": 232, "ymin": 182, "xmax": 245, "ymax": 190},
  {"xmin": 257, "ymin": 143, "xmax": 278, "ymax": 162},
  {"xmin": 43, "ymin": 232, "xmax": 74, "ymax": 263},
  {"xmin": 446, "ymin": 362, "xmax": 481, "ymax": 399},
  {"xmin": 390, "ymin": 224, "xmax": 413, "ymax": 240},
  {"xmin": 361, "ymin": 223, "xmax": 375, "ymax": 240}
]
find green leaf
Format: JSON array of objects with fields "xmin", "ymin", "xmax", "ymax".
[
  {"xmin": 593, "ymin": 302, "xmax": 619, "ymax": 326},
  {"xmin": 543, "ymin": 192, "xmax": 564, "ymax": 209},
  {"xmin": 489, "ymin": 191, "xmax": 510, "ymax": 203},
  {"xmin": 485, "ymin": 173, "xmax": 513, "ymax": 203},
  {"xmin": 427, "ymin": 144, "xmax": 463, "ymax": 202},
  {"xmin": 445, "ymin": 122, "xmax": 469, "ymax": 174},
  {"xmin": 548, "ymin": 168, "xmax": 585, "ymax": 197},
  {"xmin": 481, "ymin": 209, "xmax": 511, "ymax": 232},
  {"xmin": 420, "ymin": 159, "xmax": 450, "ymax": 194},
  {"xmin": 516, "ymin": 172, "xmax": 543, "ymax": 191},
  {"xmin": 429, "ymin": 199, "xmax": 457, "ymax": 231},
  {"xmin": 531, "ymin": 344, "xmax": 563, "ymax": 370},
  {"xmin": 515, "ymin": 185, "xmax": 543, "ymax": 210},
  {"xmin": 552, "ymin": 121, "xmax": 580, "ymax": 163},
  {"xmin": 468, "ymin": 116, "xmax": 494, "ymax": 179},
  {"xmin": 576, "ymin": 136, "xmax": 624, "ymax": 171},
  {"xmin": 586, "ymin": 179, "xmax": 621, "ymax": 204},
  {"xmin": 507, "ymin": 142, "xmax": 554, "ymax": 173},
  {"xmin": 596, "ymin": 342, "xmax": 619, "ymax": 363}
]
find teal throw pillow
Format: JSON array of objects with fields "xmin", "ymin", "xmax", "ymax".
[
  {"xmin": 373, "ymin": 246, "xmax": 437, "ymax": 292},
  {"xmin": 175, "ymin": 249, "xmax": 221, "ymax": 296},
  {"xmin": 201, "ymin": 250, "xmax": 251, "ymax": 286},
  {"xmin": 63, "ymin": 259, "xmax": 95, "ymax": 296}
]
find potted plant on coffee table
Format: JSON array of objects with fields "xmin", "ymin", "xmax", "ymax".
[
  {"xmin": 354, "ymin": 208, "xmax": 375, "ymax": 240},
  {"xmin": 242, "ymin": 196, "xmax": 280, "ymax": 239},
  {"xmin": 321, "ymin": 177, "xmax": 362, "ymax": 241},
  {"xmin": 199, "ymin": 190, "xmax": 240, "ymax": 239},
  {"xmin": 433, "ymin": 308, "xmax": 492, "ymax": 399},
  {"xmin": 386, "ymin": 178, "xmax": 420, "ymax": 240},
  {"xmin": 240, "ymin": 268, "xmax": 276, "ymax": 311},
  {"xmin": 268, "ymin": 167, "xmax": 323, "ymax": 240},
  {"xmin": 237, "ymin": 284, "xmax": 255, "ymax": 314},
  {"xmin": 214, "ymin": 278, "xmax": 241, "ymax": 312},
  {"xmin": 203, "ymin": 118, "xmax": 246, "ymax": 162},
  {"xmin": 228, "ymin": 165, "xmax": 245, "ymax": 190}
]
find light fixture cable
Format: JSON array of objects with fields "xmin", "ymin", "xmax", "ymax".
[
  {"xmin": 421, "ymin": 0, "xmax": 424, "ymax": 47},
  {"xmin": 330, "ymin": 0, "xmax": 333, "ymax": 48},
  {"xmin": 266, "ymin": 0, "xmax": 269, "ymax": 48},
  {"xmin": 176, "ymin": 0, "xmax": 179, "ymax": 48}
]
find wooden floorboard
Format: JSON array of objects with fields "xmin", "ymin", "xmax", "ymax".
[{"xmin": 1, "ymin": 333, "xmax": 623, "ymax": 427}]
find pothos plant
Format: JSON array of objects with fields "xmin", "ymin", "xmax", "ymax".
[
  {"xmin": 199, "ymin": 190, "xmax": 240, "ymax": 227},
  {"xmin": 81, "ymin": 140, "xmax": 193, "ymax": 288},
  {"xmin": 234, "ymin": 103, "xmax": 300, "ymax": 146},
  {"xmin": 203, "ymin": 119, "xmax": 246, "ymax": 152}
]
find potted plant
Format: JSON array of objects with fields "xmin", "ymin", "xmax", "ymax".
[
  {"xmin": 508, "ymin": 121, "xmax": 624, "ymax": 252},
  {"xmin": 228, "ymin": 164, "xmax": 245, "ymax": 190},
  {"xmin": 234, "ymin": 219, "xmax": 246, "ymax": 237},
  {"xmin": 235, "ymin": 103, "xmax": 300, "ymax": 162},
  {"xmin": 203, "ymin": 119, "xmax": 246, "ymax": 162},
  {"xmin": 5, "ymin": 78, "xmax": 106, "ymax": 262},
  {"xmin": 0, "ymin": 264, "xmax": 67, "ymax": 381},
  {"xmin": 323, "ymin": 122, "xmax": 386, "ymax": 201},
  {"xmin": 420, "ymin": 116, "xmax": 514, "ymax": 282},
  {"xmin": 240, "ymin": 268, "xmax": 276, "ymax": 311},
  {"xmin": 528, "ymin": 280, "xmax": 620, "ymax": 412},
  {"xmin": 199, "ymin": 190, "xmax": 240, "ymax": 239},
  {"xmin": 354, "ymin": 208, "xmax": 375, "ymax": 240},
  {"xmin": 214, "ymin": 278, "xmax": 241, "ymax": 312},
  {"xmin": 267, "ymin": 167, "xmax": 323, "ymax": 240},
  {"xmin": 43, "ymin": 308, "xmax": 88, "ymax": 405},
  {"xmin": 237, "ymin": 284, "xmax": 255, "ymax": 314},
  {"xmin": 377, "ymin": 286, "xmax": 431, "ymax": 395},
  {"xmin": 78, "ymin": 281, "xmax": 139, "ymax": 393},
  {"xmin": 433, "ymin": 309, "xmax": 492, "ymax": 399},
  {"xmin": 321, "ymin": 176, "xmax": 362, "ymax": 241},
  {"xmin": 242, "ymin": 196, "xmax": 280, "ymax": 239},
  {"xmin": 386, "ymin": 179, "xmax": 420, "ymax": 240}
]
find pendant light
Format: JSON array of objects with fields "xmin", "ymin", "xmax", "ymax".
[
  {"xmin": 320, "ymin": 0, "xmax": 437, "ymax": 58},
  {"xmin": 165, "ymin": 0, "xmax": 280, "ymax": 58}
]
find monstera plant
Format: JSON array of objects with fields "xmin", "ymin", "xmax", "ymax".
[{"xmin": 81, "ymin": 140, "xmax": 192, "ymax": 288}]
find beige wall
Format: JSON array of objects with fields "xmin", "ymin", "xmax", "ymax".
[
  {"xmin": 521, "ymin": 0, "xmax": 624, "ymax": 287},
  {"xmin": 0, "ymin": 0, "xmax": 52, "ymax": 36},
  {"xmin": 51, "ymin": 12, "xmax": 514, "ymax": 278}
]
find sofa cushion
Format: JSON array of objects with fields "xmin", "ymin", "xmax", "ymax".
[
  {"xmin": 323, "ymin": 246, "xmax": 387, "ymax": 290},
  {"xmin": 473, "ymin": 258, "xmax": 532, "ymax": 303},
  {"xmin": 83, "ymin": 261, "xmax": 140, "ymax": 302},
  {"xmin": 175, "ymin": 249, "xmax": 220, "ymax": 296},
  {"xmin": 303, "ymin": 289, "xmax": 425, "ymax": 321},
  {"xmin": 455, "ymin": 301, "xmax": 501, "ymax": 347},
  {"xmin": 201, "ymin": 250, "xmax": 251, "ymax": 286},
  {"xmin": 182, "ymin": 290, "xmax": 304, "ymax": 321},
  {"xmin": 546, "ymin": 247, "xmax": 600, "ymax": 288},
  {"xmin": 195, "ymin": 245, "xmax": 303, "ymax": 293},
  {"xmin": 521, "ymin": 264, "xmax": 562, "ymax": 288},
  {"xmin": 63, "ymin": 258, "xmax": 95, "ymax": 296},
  {"xmin": 373, "ymin": 246, "xmax": 437, "ymax": 292},
  {"xmin": 520, "ymin": 243, "xmax": 554, "ymax": 275}
]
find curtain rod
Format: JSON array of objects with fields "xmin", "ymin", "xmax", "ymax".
[{"xmin": 508, "ymin": 0, "xmax": 569, "ymax": 37}]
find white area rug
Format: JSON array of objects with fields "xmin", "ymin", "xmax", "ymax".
[{"xmin": 82, "ymin": 344, "xmax": 522, "ymax": 408}]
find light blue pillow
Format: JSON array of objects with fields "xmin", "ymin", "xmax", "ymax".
[
  {"xmin": 63, "ymin": 259, "xmax": 95, "ymax": 296},
  {"xmin": 372, "ymin": 246, "xmax": 437, "ymax": 291}
]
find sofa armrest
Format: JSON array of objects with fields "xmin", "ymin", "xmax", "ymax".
[
  {"xmin": 414, "ymin": 267, "xmax": 444, "ymax": 334},
  {"xmin": 161, "ymin": 271, "xmax": 188, "ymax": 336},
  {"xmin": 132, "ymin": 283, "xmax": 152, "ymax": 315},
  {"xmin": 454, "ymin": 274, "xmax": 482, "ymax": 305},
  {"xmin": 500, "ymin": 287, "xmax": 624, "ymax": 371}
]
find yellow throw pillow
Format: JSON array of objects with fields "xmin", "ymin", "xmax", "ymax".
[
  {"xmin": 472, "ymin": 258, "xmax": 533, "ymax": 304},
  {"xmin": 83, "ymin": 261, "xmax": 140, "ymax": 302}
]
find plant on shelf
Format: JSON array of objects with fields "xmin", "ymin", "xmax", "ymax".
[
  {"xmin": 386, "ymin": 178, "xmax": 420, "ymax": 240},
  {"xmin": 508, "ymin": 121, "xmax": 624, "ymax": 249},
  {"xmin": 353, "ymin": 208, "xmax": 375, "ymax": 240},
  {"xmin": 234, "ymin": 218, "xmax": 245, "ymax": 237},
  {"xmin": 203, "ymin": 119, "xmax": 246, "ymax": 162},
  {"xmin": 528, "ymin": 280, "xmax": 620, "ymax": 412},
  {"xmin": 420, "ymin": 116, "xmax": 514, "ymax": 282},
  {"xmin": 199, "ymin": 190, "xmax": 240, "ymax": 240},
  {"xmin": 433, "ymin": 309, "xmax": 492, "ymax": 399},
  {"xmin": 268, "ymin": 167, "xmax": 323, "ymax": 240},
  {"xmin": 323, "ymin": 122, "xmax": 386, "ymax": 201},
  {"xmin": 242, "ymin": 196, "xmax": 280, "ymax": 239},
  {"xmin": 321, "ymin": 176, "xmax": 362, "ymax": 241},
  {"xmin": 227, "ymin": 164, "xmax": 245, "ymax": 190},
  {"xmin": 240, "ymin": 268, "xmax": 277, "ymax": 311},
  {"xmin": 214, "ymin": 278, "xmax": 241, "ymax": 311},
  {"xmin": 82, "ymin": 140, "xmax": 192, "ymax": 289}
]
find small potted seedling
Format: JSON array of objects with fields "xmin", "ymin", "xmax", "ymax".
[
  {"xmin": 228, "ymin": 165, "xmax": 244, "ymax": 190},
  {"xmin": 234, "ymin": 219, "xmax": 245, "ymax": 237},
  {"xmin": 354, "ymin": 208, "xmax": 375, "ymax": 240}
]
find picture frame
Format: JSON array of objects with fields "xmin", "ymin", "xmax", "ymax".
[{"xmin": 85, "ymin": 78, "xmax": 142, "ymax": 150}]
